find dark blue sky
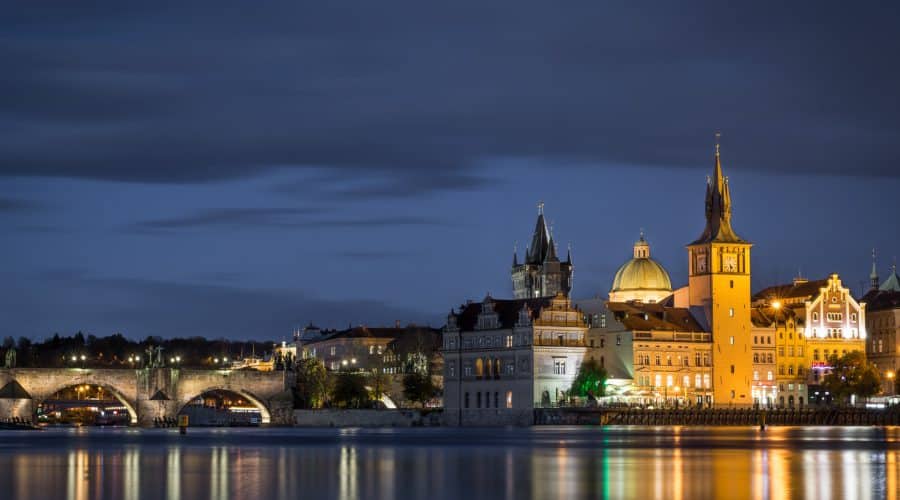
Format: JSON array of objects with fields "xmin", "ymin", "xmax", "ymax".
[{"xmin": 2, "ymin": 1, "xmax": 898, "ymax": 340}]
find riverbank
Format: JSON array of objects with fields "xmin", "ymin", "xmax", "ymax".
[
  {"xmin": 293, "ymin": 409, "xmax": 441, "ymax": 427},
  {"xmin": 536, "ymin": 406, "xmax": 900, "ymax": 426}
]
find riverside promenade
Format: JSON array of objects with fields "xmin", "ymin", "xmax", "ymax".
[{"xmin": 535, "ymin": 406, "xmax": 900, "ymax": 426}]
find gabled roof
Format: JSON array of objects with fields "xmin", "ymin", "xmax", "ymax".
[
  {"xmin": 750, "ymin": 305, "xmax": 799, "ymax": 327},
  {"xmin": 861, "ymin": 289, "xmax": 900, "ymax": 312},
  {"xmin": 606, "ymin": 301, "xmax": 706, "ymax": 333},
  {"xmin": 753, "ymin": 279, "xmax": 829, "ymax": 302},
  {"xmin": 306, "ymin": 325, "xmax": 439, "ymax": 344},
  {"xmin": 453, "ymin": 296, "xmax": 554, "ymax": 332}
]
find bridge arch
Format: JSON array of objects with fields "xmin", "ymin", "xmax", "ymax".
[
  {"xmin": 176, "ymin": 386, "xmax": 272, "ymax": 424},
  {"xmin": 37, "ymin": 382, "xmax": 139, "ymax": 425}
]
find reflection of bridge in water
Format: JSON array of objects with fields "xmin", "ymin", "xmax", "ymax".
[{"xmin": 0, "ymin": 368, "xmax": 295, "ymax": 426}]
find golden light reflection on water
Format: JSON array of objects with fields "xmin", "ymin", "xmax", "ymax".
[{"xmin": 1, "ymin": 428, "xmax": 899, "ymax": 499}]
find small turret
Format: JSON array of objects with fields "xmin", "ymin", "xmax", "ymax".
[{"xmin": 870, "ymin": 248, "xmax": 880, "ymax": 290}]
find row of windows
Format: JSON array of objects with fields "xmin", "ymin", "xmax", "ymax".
[
  {"xmin": 586, "ymin": 314, "xmax": 608, "ymax": 328},
  {"xmin": 752, "ymin": 370, "xmax": 774, "ymax": 381},
  {"xmin": 464, "ymin": 391, "xmax": 513, "ymax": 409},
  {"xmin": 812, "ymin": 349, "xmax": 852, "ymax": 361},
  {"xmin": 637, "ymin": 373, "xmax": 711, "ymax": 389},
  {"xmin": 450, "ymin": 334, "xmax": 520, "ymax": 351},
  {"xmin": 775, "ymin": 346, "xmax": 804, "ymax": 357},
  {"xmin": 812, "ymin": 312, "xmax": 857, "ymax": 322},
  {"xmin": 636, "ymin": 352, "xmax": 710, "ymax": 367},
  {"xmin": 752, "ymin": 353, "xmax": 775, "ymax": 363},
  {"xmin": 753, "ymin": 336, "xmax": 773, "ymax": 345},
  {"xmin": 777, "ymin": 365, "xmax": 805, "ymax": 376}
]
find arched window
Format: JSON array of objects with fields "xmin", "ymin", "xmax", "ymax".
[{"xmin": 475, "ymin": 358, "xmax": 484, "ymax": 378}]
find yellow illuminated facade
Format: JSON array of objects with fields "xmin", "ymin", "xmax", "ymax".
[{"xmin": 685, "ymin": 143, "xmax": 753, "ymax": 406}]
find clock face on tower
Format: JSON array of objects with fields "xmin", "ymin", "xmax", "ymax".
[
  {"xmin": 723, "ymin": 253, "xmax": 738, "ymax": 272},
  {"xmin": 696, "ymin": 253, "xmax": 707, "ymax": 273}
]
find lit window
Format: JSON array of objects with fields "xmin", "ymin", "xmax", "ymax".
[
  {"xmin": 553, "ymin": 360, "xmax": 566, "ymax": 375},
  {"xmin": 729, "ymin": 308, "xmax": 735, "ymax": 317},
  {"xmin": 506, "ymin": 391, "xmax": 513, "ymax": 409}
]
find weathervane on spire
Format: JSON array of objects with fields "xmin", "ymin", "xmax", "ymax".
[
  {"xmin": 537, "ymin": 200, "xmax": 544, "ymax": 215},
  {"xmin": 639, "ymin": 227, "xmax": 645, "ymax": 240},
  {"xmin": 715, "ymin": 131, "xmax": 721, "ymax": 156}
]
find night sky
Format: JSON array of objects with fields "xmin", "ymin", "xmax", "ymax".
[{"xmin": 2, "ymin": 2, "xmax": 899, "ymax": 340}]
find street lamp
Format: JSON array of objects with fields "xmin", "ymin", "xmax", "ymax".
[{"xmin": 886, "ymin": 371, "xmax": 895, "ymax": 396}]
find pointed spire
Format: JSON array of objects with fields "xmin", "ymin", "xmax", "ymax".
[
  {"xmin": 870, "ymin": 248, "xmax": 880, "ymax": 290},
  {"xmin": 512, "ymin": 241, "xmax": 519, "ymax": 267},
  {"xmin": 692, "ymin": 133, "xmax": 745, "ymax": 244},
  {"xmin": 566, "ymin": 242, "xmax": 573, "ymax": 264},
  {"xmin": 527, "ymin": 202, "xmax": 554, "ymax": 264},
  {"xmin": 880, "ymin": 258, "xmax": 900, "ymax": 292}
]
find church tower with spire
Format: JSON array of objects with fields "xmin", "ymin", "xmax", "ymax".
[
  {"xmin": 686, "ymin": 137, "xmax": 753, "ymax": 406},
  {"xmin": 511, "ymin": 203, "xmax": 573, "ymax": 298}
]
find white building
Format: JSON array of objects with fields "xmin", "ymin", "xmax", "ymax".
[{"xmin": 442, "ymin": 293, "xmax": 588, "ymax": 425}]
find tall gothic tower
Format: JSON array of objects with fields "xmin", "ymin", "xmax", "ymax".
[
  {"xmin": 686, "ymin": 141, "xmax": 753, "ymax": 406},
  {"xmin": 511, "ymin": 204, "xmax": 573, "ymax": 298}
]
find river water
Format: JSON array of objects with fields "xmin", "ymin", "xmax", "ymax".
[{"xmin": 0, "ymin": 426, "xmax": 898, "ymax": 499}]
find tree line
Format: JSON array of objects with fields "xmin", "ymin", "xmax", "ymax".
[{"xmin": 1, "ymin": 332, "xmax": 277, "ymax": 369}]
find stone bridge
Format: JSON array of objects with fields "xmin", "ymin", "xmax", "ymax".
[{"xmin": 0, "ymin": 368, "xmax": 295, "ymax": 426}]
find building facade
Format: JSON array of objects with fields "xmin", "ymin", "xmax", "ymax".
[
  {"xmin": 607, "ymin": 301, "xmax": 713, "ymax": 406},
  {"xmin": 863, "ymin": 264, "xmax": 900, "ymax": 394},
  {"xmin": 443, "ymin": 293, "xmax": 587, "ymax": 425},
  {"xmin": 754, "ymin": 274, "xmax": 867, "ymax": 405},
  {"xmin": 299, "ymin": 325, "xmax": 441, "ymax": 374},
  {"xmin": 511, "ymin": 204, "xmax": 573, "ymax": 299}
]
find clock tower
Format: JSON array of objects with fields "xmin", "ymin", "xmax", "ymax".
[{"xmin": 686, "ymin": 141, "xmax": 753, "ymax": 406}]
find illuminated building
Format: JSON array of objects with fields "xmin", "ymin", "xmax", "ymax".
[
  {"xmin": 300, "ymin": 325, "xmax": 441, "ymax": 374},
  {"xmin": 608, "ymin": 232, "xmax": 673, "ymax": 303},
  {"xmin": 754, "ymin": 274, "xmax": 866, "ymax": 404},
  {"xmin": 750, "ymin": 304, "xmax": 799, "ymax": 407},
  {"xmin": 682, "ymin": 141, "xmax": 754, "ymax": 406},
  {"xmin": 511, "ymin": 203, "xmax": 573, "ymax": 299},
  {"xmin": 443, "ymin": 292, "xmax": 588, "ymax": 425},
  {"xmin": 605, "ymin": 301, "xmax": 713, "ymax": 406}
]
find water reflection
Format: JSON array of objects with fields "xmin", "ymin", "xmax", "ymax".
[{"xmin": 0, "ymin": 427, "xmax": 898, "ymax": 499}]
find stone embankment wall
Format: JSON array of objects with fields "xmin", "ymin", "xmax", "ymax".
[
  {"xmin": 536, "ymin": 407, "xmax": 900, "ymax": 426},
  {"xmin": 293, "ymin": 409, "xmax": 442, "ymax": 427}
]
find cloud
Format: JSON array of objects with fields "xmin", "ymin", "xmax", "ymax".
[
  {"xmin": 273, "ymin": 170, "xmax": 493, "ymax": 200},
  {"xmin": 128, "ymin": 207, "xmax": 324, "ymax": 230},
  {"xmin": 126, "ymin": 207, "xmax": 448, "ymax": 232},
  {"xmin": 1, "ymin": 1, "xmax": 898, "ymax": 184},
  {"xmin": 0, "ymin": 272, "xmax": 440, "ymax": 339},
  {"xmin": 0, "ymin": 197, "xmax": 45, "ymax": 214}
]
